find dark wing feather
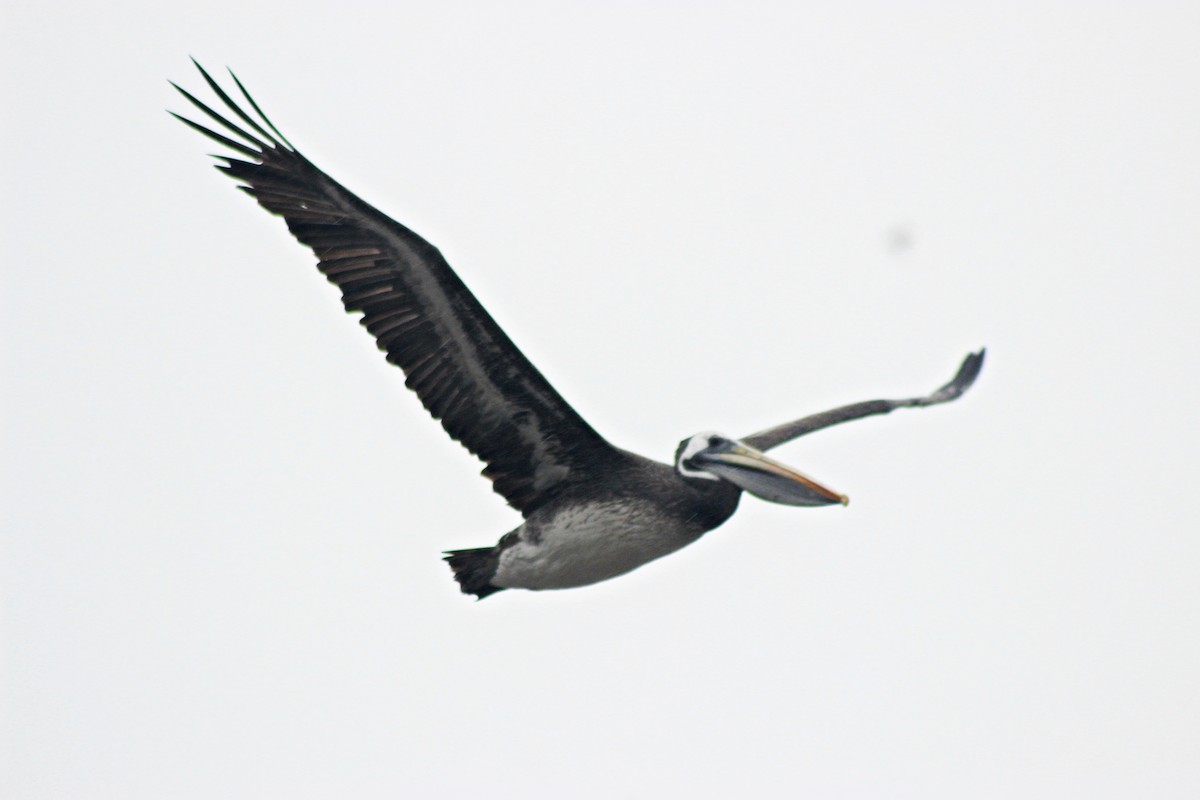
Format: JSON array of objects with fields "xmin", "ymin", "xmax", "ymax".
[
  {"xmin": 172, "ymin": 62, "xmax": 631, "ymax": 515},
  {"xmin": 742, "ymin": 350, "xmax": 985, "ymax": 451}
]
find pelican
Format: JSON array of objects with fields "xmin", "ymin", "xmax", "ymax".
[{"xmin": 171, "ymin": 61, "xmax": 984, "ymax": 599}]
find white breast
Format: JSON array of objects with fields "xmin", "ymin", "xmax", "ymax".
[{"xmin": 492, "ymin": 500, "xmax": 703, "ymax": 591}]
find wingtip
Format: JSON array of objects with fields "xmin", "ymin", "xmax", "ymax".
[
  {"xmin": 962, "ymin": 347, "xmax": 986, "ymax": 383},
  {"xmin": 190, "ymin": 56, "xmax": 216, "ymax": 82},
  {"xmin": 944, "ymin": 347, "xmax": 986, "ymax": 399},
  {"xmin": 913, "ymin": 348, "xmax": 986, "ymax": 408}
]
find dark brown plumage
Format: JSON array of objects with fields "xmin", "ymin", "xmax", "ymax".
[
  {"xmin": 172, "ymin": 60, "xmax": 631, "ymax": 517},
  {"xmin": 171, "ymin": 61, "xmax": 983, "ymax": 598}
]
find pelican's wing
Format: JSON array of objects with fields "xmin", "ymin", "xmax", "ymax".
[
  {"xmin": 172, "ymin": 61, "xmax": 630, "ymax": 515},
  {"xmin": 742, "ymin": 350, "xmax": 985, "ymax": 451}
]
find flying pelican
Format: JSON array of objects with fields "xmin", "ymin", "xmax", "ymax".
[{"xmin": 171, "ymin": 61, "xmax": 984, "ymax": 599}]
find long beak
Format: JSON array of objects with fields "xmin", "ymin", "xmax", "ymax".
[{"xmin": 689, "ymin": 441, "xmax": 849, "ymax": 507}]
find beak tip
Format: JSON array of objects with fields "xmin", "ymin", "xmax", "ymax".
[{"xmin": 839, "ymin": 494, "xmax": 850, "ymax": 507}]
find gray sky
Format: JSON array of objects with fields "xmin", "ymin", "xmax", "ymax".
[{"xmin": 4, "ymin": 1, "xmax": 1199, "ymax": 797}]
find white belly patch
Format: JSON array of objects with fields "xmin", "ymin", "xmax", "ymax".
[{"xmin": 492, "ymin": 501, "xmax": 702, "ymax": 590}]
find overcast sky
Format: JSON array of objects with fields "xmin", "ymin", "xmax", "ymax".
[{"xmin": 4, "ymin": 2, "xmax": 1199, "ymax": 798}]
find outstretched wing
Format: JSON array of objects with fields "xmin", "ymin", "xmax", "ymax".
[
  {"xmin": 171, "ymin": 60, "xmax": 629, "ymax": 515},
  {"xmin": 741, "ymin": 350, "xmax": 985, "ymax": 451}
]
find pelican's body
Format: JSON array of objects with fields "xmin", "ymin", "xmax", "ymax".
[
  {"xmin": 172, "ymin": 62, "xmax": 983, "ymax": 599},
  {"xmin": 454, "ymin": 452, "xmax": 741, "ymax": 597}
]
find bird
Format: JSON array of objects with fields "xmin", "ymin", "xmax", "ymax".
[{"xmin": 171, "ymin": 60, "xmax": 984, "ymax": 600}]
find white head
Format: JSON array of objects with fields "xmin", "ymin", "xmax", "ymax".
[
  {"xmin": 673, "ymin": 431, "xmax": 849, "ymax": 506},
  {"xmin": 674, "ymin": 431, "xmax": 730, "ymax": 481}
]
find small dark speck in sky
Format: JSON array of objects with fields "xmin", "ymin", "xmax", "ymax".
[{"xmin": 886, "ymin": 224, "xmax": 914, "ymax": 256}]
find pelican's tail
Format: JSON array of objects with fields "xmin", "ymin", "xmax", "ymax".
[{"xmin": 443, "ymin": 547, "xmax": 505, "ymax": 600}]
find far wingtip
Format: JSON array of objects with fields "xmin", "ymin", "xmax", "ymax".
[
  {"xmin": 918, "ymin": 347, "xmax": 985, "ymax": 407},
  {"xmin": 967, "ymin": 346, "xmax": 986, "ymax": 374},
  {"xmin": 951, "ymin": 347, "xmax": 987, "ymax": 395}
]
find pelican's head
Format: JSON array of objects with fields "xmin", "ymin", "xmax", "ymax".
[{"xmin": 674, "ymin": 431, "xmax": 848, "ymax": 507}]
